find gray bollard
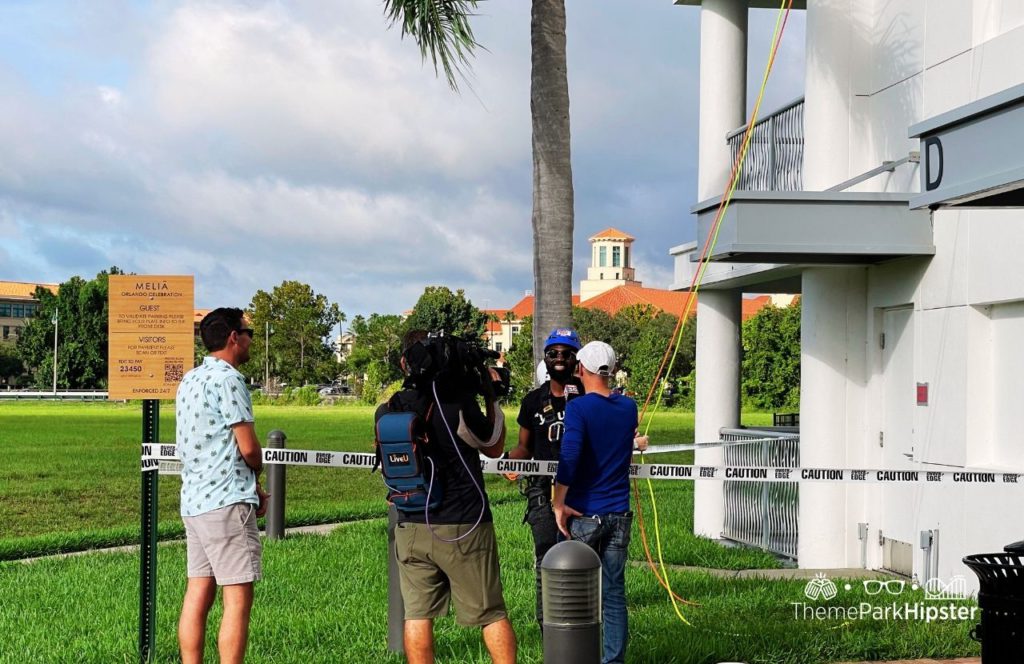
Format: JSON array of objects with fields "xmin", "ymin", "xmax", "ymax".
[
  {"xmin": 541, "ymin": 540, "xmax": 602, "ymax": 663},
  {"xmin": 387, "ymin": 505, "xmax": 405, "ymax": 653},
  {"xmin": 265, "ymin": 430, "xmax": 286, "ymax": 540}
]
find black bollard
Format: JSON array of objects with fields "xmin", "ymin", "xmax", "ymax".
[
  {"xmin": 265, "ymin": 430, "xmax": 286, "ymax": 539},
  {"xmin": 541, "ymin": 540, "xmax": 602, "ymax": 663}
]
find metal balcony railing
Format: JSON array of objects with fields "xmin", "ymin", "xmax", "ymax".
[
  {"xmin": 727, "ymin": 97, "xmax": 804, "ymax": 191},
  {"xmin": 722, "ymin": 427, "xmax": 800, "ymax": 560}
]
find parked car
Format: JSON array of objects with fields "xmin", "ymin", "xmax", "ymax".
[{"xmin": 318, "ymin": 385, "xmax": 350, "ymax": 396}]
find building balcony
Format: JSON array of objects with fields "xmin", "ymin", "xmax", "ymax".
[
  {"xmin": 727, "ymin": 97, "xmax": 804, "ymax": 192},
  {"xmin": 691, "ymin": 191, "xmax": 934, "ymax": 264},
  {"xmin": 687, "ymin": 98, "xmax": 934, "ymax": 265}
]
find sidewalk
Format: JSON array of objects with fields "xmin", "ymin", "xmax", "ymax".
[
  {"xmin": 629, "ymin": 560, "xmax": 894, "ymax": 580},
  {"xmin": 15, "ymin": 521, "xmax": 350, "ymax": 564}
]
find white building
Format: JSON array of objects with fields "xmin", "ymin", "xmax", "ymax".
[
  {"xmin": 674, "ymin": 0, "xmax": 1024, "ymax": 589},
  {"xmin": 579, "ymin": 228, "xmax": 642, "ymax": 302}
]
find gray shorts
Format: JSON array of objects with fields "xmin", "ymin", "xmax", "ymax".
[{"xmin": 183, "ymin": 502, "xmax": 262, "ymax": 585}]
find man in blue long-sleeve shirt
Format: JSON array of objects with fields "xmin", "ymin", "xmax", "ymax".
[{"xmin": 552, "ymin": 340, "xmax": 638, "ymax": 664}]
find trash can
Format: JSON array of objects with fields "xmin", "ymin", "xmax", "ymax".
[
  {"xmin": 541, "ymin": 540, "xmax": 602, "ymax": 664},
  {"xmin": 962, "ymin": 540, "xmax": 1024, "ymax": 662}
]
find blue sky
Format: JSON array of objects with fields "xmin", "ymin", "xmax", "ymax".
[{"xmin": 0, "ymin": 0, "xmax": 804, "ymax": 320}]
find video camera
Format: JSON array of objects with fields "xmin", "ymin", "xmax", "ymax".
[{"xmin": 402, "ymin": 332, "xmax": 512, "ymax": 398}]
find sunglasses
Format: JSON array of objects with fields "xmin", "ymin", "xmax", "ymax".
[
  {"xmin": 545, "ymin": 349, "xmax": 576, "ymax": 360},
  {"xmin": 236, "ymin": 328, "xmax": 254, "ymax": 339}
]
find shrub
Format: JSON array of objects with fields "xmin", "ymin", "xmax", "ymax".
[
  {"xmin": 249, "ymin": 385, "xmax": 323, "ymax": 406},
  {"xmin": 284, "ymin": 385, "xmax": 323, "ymax": 406}
]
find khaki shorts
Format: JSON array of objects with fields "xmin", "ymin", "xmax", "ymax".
[
  {"xmin": 395, "ymin": 521, "xmax": 508, "ymax": 627},
  {"xmin": 183, "ymin": 503, "xmax": 262, "ymax": 585}
]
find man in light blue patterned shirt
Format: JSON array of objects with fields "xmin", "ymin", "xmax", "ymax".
[{"xmin": 176, "ymin": 307, "xmax": 267, "ymax": 664}]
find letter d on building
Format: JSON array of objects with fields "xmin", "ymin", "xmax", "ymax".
[{"xmin": 924, "ymin": 136, "xmax": 943, "ymax": 191}]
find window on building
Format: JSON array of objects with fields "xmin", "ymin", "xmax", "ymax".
[
  {"xmin": 2, "ymin": 326, "xmax": 8, "ymax": 340},
  {"xmin": 12, "ymin": 304, "xmax": 24, "ymax": 318},
  {"xmin": 0, "ymin": 304, "xmax": 9, "ymax": 317},
  {"xmin": 600, "ymin": 272, "xmax": 604, "ymax": 279},
  {"xmin": 25, "ymin": 304, "xmax": 36, "ymax": 317},
  {"xmin": 599, "ymin": 246, "xmax": 607, "ymax": 267},
  {"xmin": 616, "ymin": 272, "xmax": 620, "ymax": 279},
  {"xmin": 512, "ymin": 326, "xmax": 519, "ymax": 334},
  {"xmin": 612, "ymin": 246, "xmax": 621, "ymax": 267},
  {"xmin": 624, "ymin": 246, "xmax": 630, "ymax": 267},
  {"xmin": 495, "ymin": 342, "xmax": 503, "ymax": 352}
]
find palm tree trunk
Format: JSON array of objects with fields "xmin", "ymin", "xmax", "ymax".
[{"xmin": 530, "ymin": 0, "xmax": 574, "ymax": 372}]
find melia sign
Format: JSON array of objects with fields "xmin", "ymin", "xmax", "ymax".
[{"xmin": 107, "ymin": 275, "xmax": 194, "ymax": 400}]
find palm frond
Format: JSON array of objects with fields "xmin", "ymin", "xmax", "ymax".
[{"xmin": 383, "ymin": 0, "xmax": 480, "ymax": 90}]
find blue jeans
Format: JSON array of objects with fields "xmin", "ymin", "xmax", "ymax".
[{"xmin": 568, "ymin": 512, "xmax": 633, "ymax": 664}]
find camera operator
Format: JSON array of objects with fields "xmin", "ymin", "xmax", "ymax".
[
  {"xmin": 505, "ymin": 327, "xmax": 583, "ymax": 628},
  {"xmin": 375, "ymin": 330, "xmax": 516, "ymax": 664}
]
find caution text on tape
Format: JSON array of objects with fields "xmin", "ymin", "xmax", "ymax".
[{"xmin": 141, "ymin": 445, "xmax": 1024, "ymax": 485}]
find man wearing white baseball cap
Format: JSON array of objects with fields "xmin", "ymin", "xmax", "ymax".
[{"xmin": 552, "ymin": 340, "xmax": 637, "ymax": 664}]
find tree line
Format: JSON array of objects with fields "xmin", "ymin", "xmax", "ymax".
[
  {"xmin": 350, "ymin": 287, "xmax": 801, "ymax": 412},
  {"xmin": 1, "ymin": 268, "xmax": 800, "ymax": 412},
  {"xmin": 2, "ymin": 269, "xmax": 345, "ymax": 393}
]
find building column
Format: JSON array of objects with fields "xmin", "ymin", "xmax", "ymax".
[
  {"xmin": 694, "ymin": 288, "xmax": 741, "ymax": 538},
  {"xmin": 802, "ymin": 0, "xmax": 860, "ymax": 190},
  {"xmin": 799, "ymin": 267, "xmax": 866, "ymax": 567},
  {"xmin": 698, "ymin": 0, "xmax": 748, "ymax": 201}
]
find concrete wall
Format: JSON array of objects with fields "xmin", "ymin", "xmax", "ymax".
[{"xmin": 800, "ymin": 0, "xmax": 1024, "ymax": 586}]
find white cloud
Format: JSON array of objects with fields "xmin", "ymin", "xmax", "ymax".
[
  {"xmin": 97, "ymin": 85, "xmax": 123, "ymax": 108},
  {"xmin": 631, "ymin": 257, "xmax": 675, "ymax": 291},
  {"xmin": 0, "ymin": 0, "xmax": 806, "ymax": 318},
  {"xmin": 144, "ymin": 2, "xmax": 530, "ymax": 181}
]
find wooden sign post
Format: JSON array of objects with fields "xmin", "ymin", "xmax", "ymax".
[{"xmin": 108, "ymin": 275, "xmax": 194, "ymax": 664}]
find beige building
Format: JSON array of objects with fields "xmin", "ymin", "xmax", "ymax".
[
  {"xmin": 579, "ymin": 228, "xmax": 642, "ymax": 302},
  {"xmin": 0, "ymin": 281, "xmax": 57, "ymax": 344}
]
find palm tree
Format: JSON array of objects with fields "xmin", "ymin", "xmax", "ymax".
[
  {"xmin": 528, "ymin": 0, "xmax": 574, "ymax": 370},
  {"xmin": 384, "ymin": 0, "xmax": 575, "ymax": 372}
]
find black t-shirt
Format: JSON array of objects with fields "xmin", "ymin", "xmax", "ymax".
[
  {"xmin": 516, "ymin": 378, "xmax": 583, "ymax": 461},
  {"xmin": 375, "ymin": 386, "xmax": 494, "ymax": 525}
]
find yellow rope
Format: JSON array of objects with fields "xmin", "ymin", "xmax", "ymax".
[{"xmin": 638, "ymin": 0, "xmax": 792, "ymax": 626}]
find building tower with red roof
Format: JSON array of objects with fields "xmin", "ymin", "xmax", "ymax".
[{"xmin": 580, "ymin": 228, "xmax": 642, "ymax": 302}]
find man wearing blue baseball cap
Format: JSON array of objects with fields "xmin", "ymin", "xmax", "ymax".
[{"xmin": 506, "ymin": 327, "xmax": 584, "ymax": 628}]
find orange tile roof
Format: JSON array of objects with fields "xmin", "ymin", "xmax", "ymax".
[
  {"xmin": 742, "ymin": 295, "xmax": 772, "ymax": 321},
  {"xmin": 589, "ymin": 227, "xmax": 635, "ymax": 242},
  {"xmin": 481, "ymin": 290, "xmax": 788, "ymax": 329},
  {"xmin": 581, "ymin": 285, "xmax": 695, "ymax": 317},
  {"xmin": 0, "ymin": 280, "xmax": 58, "ymax": 299},
  {"xmin": 501, "ymin": 294, "xmax": 582, "ymax": 321}
]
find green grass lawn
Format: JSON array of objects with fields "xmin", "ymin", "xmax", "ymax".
[
  {"xmin": 0, "ymin": 402, "xmax": 980, "ymax": 662},
  {"xmin": 0, "ymin": 401, "xmax": 775, "ymax": 568},
  {"xmin": 0, "ymin": 499, "xmax": 978, "ymax": 663}
]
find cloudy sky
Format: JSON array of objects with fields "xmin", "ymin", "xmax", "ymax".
[{"xmin": 0, "ymin": 0, "xmax": 804, "ymax": 321}]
